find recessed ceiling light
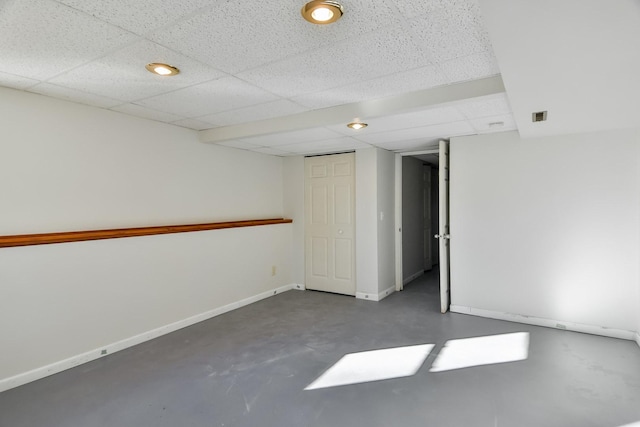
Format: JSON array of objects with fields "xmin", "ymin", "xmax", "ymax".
[
  {"xmin": 301, "ymin": 1, "xmax": 344, "ymax": 24},
  {"xmin": 146, "ymin": 63, "xmax": 180, "ymax": 76},
  {"xmin": 347, "ymin": 122, "xmax": 367, "ymax": 130}
]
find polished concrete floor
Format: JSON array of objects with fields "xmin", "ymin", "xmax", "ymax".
[{"xmin": 1, "ymin": 269, "xmax": 639, "ymax": 427}]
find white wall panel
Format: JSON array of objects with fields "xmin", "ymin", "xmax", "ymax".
[
  {"xmin": 450, "ymin": 130, "xmax": 640, "ymax": 333},
  {"xmin": 376, "ymin": 149, "xmax": 396, "ymax": 293},
  {"xmin": 283, "ymin": 156, "xmax": 305, "ymax": 285},
  {"xmin": 0, "ymin": 88, "xmax": 290, "ymax": 382},
  {"xmin": 355, "ymin": 148, "xmax": 378, "ymax": 295},
  {"xmin": 0, "ymin": 88, "xmax": 283, "ymax": 233}
]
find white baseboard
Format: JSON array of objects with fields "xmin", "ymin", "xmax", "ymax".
[
  {"xmin": 356, "ymin": 285, "xmax": 396, "ymax": 302},
  {"xmin": 635, "ymin": 332, "xmax": 640, "ymax": 349},
  {"xmin": 403, "ymin": 270, "xmax": 424, "ymax": 285},
  {"xmin": 0, "ymin": 283, "xmax": 297, "ymax": 393},
  {"xmin": 291, "ymin": 283, "xmax": 306, "ymax": 291},
  {"xmin": 450, "ymin": 305, "xmax": 636, "ymax": 341}
]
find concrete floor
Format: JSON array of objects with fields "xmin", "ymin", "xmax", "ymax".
[{"xmin": 1, "ymin": 269, "xmax": 639, "ymax": 427}]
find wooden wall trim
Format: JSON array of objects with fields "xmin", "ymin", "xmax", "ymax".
[{"xmin": 0, "ymin": 218, "xmax": 293, "ymax": 248}]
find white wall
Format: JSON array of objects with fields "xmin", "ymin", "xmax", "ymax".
[
  {"xmin": 377, "ymin": 149, "xmax": 396, "ymax": 294},
  {"xmin": 283, "ymin": 156, "xmax": 305, "ymax": 285},
  {"xmin": 0, "ymin": 88, "xmax": 292, "ymax": 384},
  {"xmin": 354, "ymin": 147, "xmax": 396, "ymax": 299},
  {"xmin": 355, "ymin": 148, "xmax": 379, "ymax": 296},
  {"xmin": 450, "ymin": 129, "xmax": 640, "ymax": 335}
]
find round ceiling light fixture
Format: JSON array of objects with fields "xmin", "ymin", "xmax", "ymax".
[
  {"xmin": 301, "ymin": 1, "xmax": 344, "ymax": 24},
  {"xmin": 145, "ymin": 63, "xmax": 180, "ymax": 76},
  {"xmin": 347, "ymin": 121, "xmax": 368, "ymax": 130}
]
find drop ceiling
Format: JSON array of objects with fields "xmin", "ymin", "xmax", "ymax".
[{"xmin": 0, "ymin": 0, "xmax": 518, "ymax": 156}]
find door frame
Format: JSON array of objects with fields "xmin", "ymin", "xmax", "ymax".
[{"xmin": 394, "ymin": 147, "xmax": 444, "ymax": 294}]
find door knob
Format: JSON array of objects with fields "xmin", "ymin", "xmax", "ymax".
[{"xmin": 338, "ymin": 229, "xmax": 344, "ymax": 234}]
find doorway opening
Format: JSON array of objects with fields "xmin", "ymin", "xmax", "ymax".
[{"xmin": 395, "ymin": 141, "xmax": 450, "ymax": 313}]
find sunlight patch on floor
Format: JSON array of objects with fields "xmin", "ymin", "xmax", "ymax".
[
  {"xmin": 305, "ymin": 344, "xmax": 434, "ymax": 390},
  {"xmin": 430, "ymin": 332, "xmax": 529, "ymax": 372}
]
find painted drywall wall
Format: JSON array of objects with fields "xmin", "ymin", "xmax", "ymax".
[
  {"xmin": 402, "ymin": 157, "xmax": 425, "ymax": 281},
  {"xmin": 376, "ymin": 149, "xmax": 396, "ymax": 294},
  {"xmin": 450, "ymin": 129, "xmax": 640, "ymax": 333},
  {"xmin": 355, "ymin": 148, "xmax": 379, "ymax": 296},
  {"xmin": 0, "ymin": 89, "xmax": 283, "ymax": 233},
  {"xmin": 0, "ymin": 88, "xmax": 291, "ymax": 381},
  {"xmin": 282, "ymin": 156, "xmax": 305, "ymax": 285}
]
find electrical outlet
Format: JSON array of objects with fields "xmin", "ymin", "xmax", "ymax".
[
  {"xmin": 101, "ymin": 349, "xmax": 107, "ymax": 355},
  {"xmin": 271, "ymin": 265, "xmax": 277, "ymax": 276}
]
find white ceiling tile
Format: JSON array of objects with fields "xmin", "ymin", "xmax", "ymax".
[
  {"xmin": 439, "ymin": 51, "xmax": 500, "ymax": 84},
  {"xmin": 148, "ymin": 0, "xmax": 321, "ymax": 74},
  {"xmin": 277, "ymin": 137, "xmax": 371, "ymax": 154},
  {"xmin": 319, "ymin": 0, "xmax": 406, "ymax": 36},
  {"xmin": 56, "ymin": 0, "xmax": 217, "ymax": 35},
  {"xmin": 237, "ymin": 25, "xmax": 434, "ymax": 98},
  {"xmin": 408, "ymin": 2, "xmax": 493, "ymax": 63},
  {"xmin": 250, "ymin": 147, "xmax": 292, "ymax": 156},
  {"xmin": 27, "ymin": 83, "xmax": 122, "ymax": 108},
  {"xmin": 328, "ymin": 106, "xmax": 467, "ymax": 136},
  {"xmin": 198, "ymin": 99, "xmax": 308, "ymax": 127},
  {"xmin": 136, "ymin": 77, "xmax": 279, "ymax": 117},
  {"xmin": 171, "ymin": 118, "xmax": 213, "ymax": 131},
  {"xmin": 216, "ymin": 140, "xmax": 264, "ymax": 150},
  {"xmin": 111, "ymin": 103, "xmax": 184, "ymax": 123},
  {"xmin": 149, "ymin": 0, "xmax": 406, "ymax": 74},
  {"xmin": 241, "ymin": 128, "xmax": 343, "ymax": 147},
  {"xmin": 394, "ymin": 0, "xmax": 453, "ymax": 20},
  {"xmin": 48, "ymin": 40, "xmax": 226, "ymax": 102},
  {"xmin": 374, "ymin": 107, "xmax": 468, "ymax": 131},
  {"xmin": 469, "ymin": 114, "xmax": 518, "ymax": 133},
  {"xmin": 0, "ymin": 71, "xmax": 39, "ymax": 90},
  {"xmin": 0, "ymin": 0, "xmax": 137, "ymax": 80},
  {"xmin": 354, "ymin": 121, "xmax": 475, "ymax": 145},
  {"xmin": 456, "ymin": 94, "xmax": 513, "ymax": 119},
  {"xmin": 292, "ymin": 65, "xmax": 448, "ymax": 109}
]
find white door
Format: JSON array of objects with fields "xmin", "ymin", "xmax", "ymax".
[
  {"xmin": 423, "ymin": 165, "xmax": 432, "ymax": 271},
  {"xmin": 436, "ymin": 140, "xmax": 451, "ymax": 313},
  {"xmin": 305, "ymin": 153, "xmax": 356, "ymax": 296}
]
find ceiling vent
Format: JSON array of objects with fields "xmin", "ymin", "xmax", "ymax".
[{"xmin": 532, "ymin": 111, "xmax": 547, "ymax": 122}]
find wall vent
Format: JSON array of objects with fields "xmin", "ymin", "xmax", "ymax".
[{"xmin": 532, "ymin": 111, "xmax": 547, "ymax": 122}]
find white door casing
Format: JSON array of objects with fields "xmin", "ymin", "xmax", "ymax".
[
  {"xmin": 305, "ymin": 153, "xmax": 356, "ymax": 296},
  {"xmin": 436, "ymin": 140, "xmax": 451, "ymax": 313}
]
